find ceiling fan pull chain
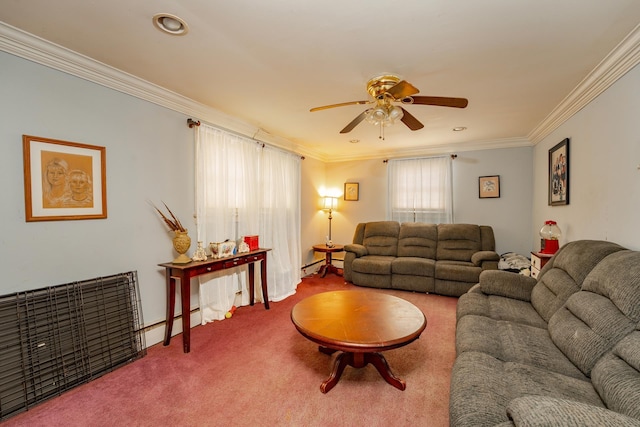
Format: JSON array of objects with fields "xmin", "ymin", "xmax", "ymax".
[{"xmin": 379, "ymin": 122, "xmax": 385, "ymax": 140}]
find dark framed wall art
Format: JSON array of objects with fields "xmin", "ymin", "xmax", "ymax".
[
  {"xmin": 479, "ymin": 175, "xmax": 500, "ymax": 198},
  {"xmin": 548, "ymin": 138, "xmax": 569, "ymax": 206},
  {"xmin": 23, "ymin": 135, "xmax": 107, "ymax": 221}
]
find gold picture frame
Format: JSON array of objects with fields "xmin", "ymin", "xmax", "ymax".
[
  {"xmin": 344, "ymin": 182, "xmax": 359, "ymax": 201},
  {"xmin": 479, "ymin": 175, "xmax": 500, "ymax": 199},
  {"xmin": 23, "ymin": 135, "xmax": 107, "ymax": 222}
]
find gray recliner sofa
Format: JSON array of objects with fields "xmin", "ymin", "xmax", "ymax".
[
  {"xmin": 450, "ymin": 240, "xmax": 640, "ymax": 426},
  {"xmin": 343, "ymin": 221, "xmax": 499, "ymax": 297}
]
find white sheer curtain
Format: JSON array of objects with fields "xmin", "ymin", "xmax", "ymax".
[
  {"xmin": 195, "ymin": 124, "xmax": 301, "ymax": 324},
  {"xmin": 387, "ymin": 156, "xmax": 453, "ymax": 224}
]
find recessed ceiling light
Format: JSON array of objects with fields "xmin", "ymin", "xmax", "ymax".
[
  {"xmin": 349, "ymin": 139, "xmax": 360, "ymax": 143},
  {"xmin": 153, "ymin": 13, "xmax": 189, "ymax": 36},
  {"xmin": 452, "ymin": 126, "xmax": 467, "ymax": 132}
]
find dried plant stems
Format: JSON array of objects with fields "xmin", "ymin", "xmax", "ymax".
[{"xmin": 150, "ymin": 201, "xmax": 187, "ymax": 232}]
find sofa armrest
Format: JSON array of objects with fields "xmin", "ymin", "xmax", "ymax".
[
  {"xmin": 344, "ymin": 243, "xmax": 368, "ymax": 258},
  {"xmin": 507, "ymin": 396, "xmax": 640, "ymax": 427},
  {"xmin": 478, "ymin": 270, "xmax": 537, "ymax": 302},
  {"xmin": 471, "ymin": 250, "xmax": 500, "ymax": 267}
]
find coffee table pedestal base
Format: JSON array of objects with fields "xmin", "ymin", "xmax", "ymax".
[{"xmin": 319, "ymin": 346, "xmax": 406, "ymax": 393}]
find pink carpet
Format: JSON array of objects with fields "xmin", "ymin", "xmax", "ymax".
[{"xmin": 4, "ymin": 275, "xmax": 457, "ymax": 426}]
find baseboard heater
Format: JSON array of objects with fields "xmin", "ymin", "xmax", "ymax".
[{"xmin": 0, "ymin": 271, "xmax": 146, "ymax": 420}]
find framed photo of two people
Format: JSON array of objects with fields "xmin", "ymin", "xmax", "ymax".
[{"xmin": 23, "ymin": 135, "xmax": 107, "ymax": 221}]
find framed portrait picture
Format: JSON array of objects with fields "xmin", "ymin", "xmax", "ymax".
[
  {"xmin": 479, "ymin": 175, "xmax": 500, "ymax": 198},
  {"xmin": 23, "ymin": 135, "xmax": 107, "ymax": 221},
  {"xmin": 344, "ymin": 182, "xmax": 359, "ymax": 201},
  {"xmin": 548, "ymin": 138, "xmax": 569, "ymax": 206}
]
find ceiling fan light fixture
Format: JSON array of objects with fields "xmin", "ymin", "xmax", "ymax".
[
  {"xmin": 365, "ymin": 106, "xmax": 387, "ymax": 125},
  {"xmin": 388, "ymin": 105, "xmax": 404, "ymax": 123},
  {"xmin": 365, "ymin": 105, "xmax": 403, "ymax": 126}
]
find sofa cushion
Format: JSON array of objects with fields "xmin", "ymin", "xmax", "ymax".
[
  {"xmin": 455, "ymin": 315, "xmax": 585, "ymax": 379},
  {"xmin": 532, "ymin": 240, "xmax": 625, "ymax": 322},
  {"xmin": 457, "ymin": 290, "xmax": 547, "ymax": 328},
  {"xmin": 352, "ymin": 255, "xmax": 394, "ymax": 275},
  {"xmin": 362, "ymin": 221, "xmax": 400, "ymax": 256},
  {"xmin": 449, "ymin": 351, "xmax": 604, "ymax": 427},
  {"xmin": 592, "ymin": 332, "xmax": 640, "ymax": 420},
  {"xmin": 456, "ymin": 271, "xmax": 545, "ymax": 327},
  {"xmin": 506, "ymin": 396, "xmax": 640, "ymax": 427},
  {"xmin": 548, "ymin": 250, "xmax": 640, "ymax": 377},
  {"xmin": 392, "ymin": 257, "xmax": 435, "ymax": 276},
  {"xmin": 436, "ymin": 224, "xmax": 481, "ymax": 262},
  {"xmin": 391, "ymin": 275, "xmax": 435, "ymax": 293},
  {"xmin": 479, "ymin": 225, "xmax": 496, "ymax": 251},
  {"xmin": 397, "ymin": 222, "xmax": 437, "ymax": 259},
  {"xmin": 436, "ymin": 261, "xmax": 481, "ymax": 283}
]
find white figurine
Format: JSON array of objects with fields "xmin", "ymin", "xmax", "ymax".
[{"xmin": 192, "ymin": 241, "xmax": 208, "ymax": 261}]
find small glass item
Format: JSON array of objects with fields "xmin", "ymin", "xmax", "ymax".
[
  {"xmin": 539, "ymin": 220, "xmax": 561, "ymax": 254},
  {"xmin": 192, "ymin": 241, "xmax": 207, "ymax": 261}
]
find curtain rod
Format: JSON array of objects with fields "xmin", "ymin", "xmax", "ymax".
[
  {"xmin": 383, "ymin": 154, "xmax": 457, "ymax": 163},
  {"xmin": 187, "ymin": 118, "xmax": 304, "ymax": 160}
]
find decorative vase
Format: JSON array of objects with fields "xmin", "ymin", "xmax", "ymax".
[{"xmin": 172, "ymin": 230, "xmax": 192, "ymax": 264}]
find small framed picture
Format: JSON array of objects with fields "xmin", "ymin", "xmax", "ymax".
[
  {"xmin": 23, "ymin": 135, "xmax": 107, "ymax": 222},
  {"xmin": 548, "ymin": 138, "xmax": 569, "ymax": 206},
  {"xmin": 479, "ymin": 175, "xmax": 500, "ymax": 198},
  {"xmin": 344, "ymin": 182, "xmax": 359, "ymax": 201}
]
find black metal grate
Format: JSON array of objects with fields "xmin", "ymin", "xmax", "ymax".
[{"xmin": 0, "ymin": 272, "xmax": 146, "ymax": 420}]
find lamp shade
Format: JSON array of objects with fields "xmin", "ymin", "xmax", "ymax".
[{"xmin": 323, "ymin": 196, "xmax": 337, "ymax": 210}]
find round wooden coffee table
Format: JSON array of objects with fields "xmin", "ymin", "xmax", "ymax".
[{"xmin": 291, "ymin": 290, "xmax": 427, "ymax": 393}]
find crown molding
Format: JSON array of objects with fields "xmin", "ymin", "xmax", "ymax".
[
  {"xmin": 528, "ymin": 23, "xmax": 640, "ymax": 144},
  {"xmin": 2, "ymin": 21, "xmax": 637, "ymax": 160},
  {"xmin": 0, "ymin": 22, "xmax": 328, "ymax": 161},
  {"xmin": 327, "ymin": 137, "xmax": 532, "ymax": 163}
]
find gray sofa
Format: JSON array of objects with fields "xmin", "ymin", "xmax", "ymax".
[
  {"xmin": 450, "ymin": 240, "xmax": 640, "ymax": 426},
  {"xmin": 343, "ymin": 221, "xmax": 499, "ymax": 297}
]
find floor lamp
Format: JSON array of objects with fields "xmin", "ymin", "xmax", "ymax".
[{"xmin": 323, "ymin": 196, "xmax": 337, "ymax": 247}]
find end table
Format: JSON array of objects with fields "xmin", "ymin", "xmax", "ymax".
[{"xmin": 313, "ymin": 244, "xmax": 344, "ymax": 277}]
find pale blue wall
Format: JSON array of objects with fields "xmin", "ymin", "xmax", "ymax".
[
  {"xmin": 324, "ymin": 146, "xmax": 534, "ymax": 257},
  {"xmin": 533, "ymin": 63, "xmax": 640, "ymax": 250},
  {"xmin": 0, "ymin": 51, "xmax": 195, "ymax": 335},
  {"xmin": 454, "ymin": 146, "xmax": 533, "ymax": 255}
]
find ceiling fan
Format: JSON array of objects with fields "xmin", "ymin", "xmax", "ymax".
[{"xmin": 310, "ymin": 74, "xmax": 468, "ymax": 139}]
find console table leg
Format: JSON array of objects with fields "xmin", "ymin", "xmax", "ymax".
[
  {"xmin": 163, "ymin": 274, "xmax": 176, "ymax": 346},
  {"xmin": 180, "ymin": 274, "xmax": 191, "ymax": 353},
  {"xmin": 261, "ymin": 258, "xmax": 270, "ymax": 309},
  {"xmin": 248, "ymin": 262, "xmax": 255, "ymax": 306}
]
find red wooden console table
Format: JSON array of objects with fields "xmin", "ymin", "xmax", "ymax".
[{"xmin": 159, "ymin": 248, "xmax": 271, "ymax": 353}]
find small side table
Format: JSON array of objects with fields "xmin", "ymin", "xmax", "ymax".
[
  {"xmin": 313, "ymin": 244, "xmax": 344, "ymax": 277},
  {"xmin": 531, "ymin": 251, "xmax": 553, "ymax": 279}
]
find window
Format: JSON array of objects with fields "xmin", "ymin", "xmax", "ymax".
[
  {"xmin": 195, "ymin": 124, "xmax": 301, "ymax": 323},
  {"xmin": 387, "ymin": 156, "xmax": 453, "ymax": 223}
]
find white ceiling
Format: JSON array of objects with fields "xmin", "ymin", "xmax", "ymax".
[{"xmin": 1, "ymin": 1, "xmax": 639, "ymax": 161}]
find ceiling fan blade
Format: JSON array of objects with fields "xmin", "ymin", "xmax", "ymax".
[
  {"xmin": 385, "ymin": 80, "xmax": 419, "ymax": 99},
  {"xmin": 400, "ymin": 107, "xmax": 424, "ymax": 131},
  {"xmin": 310, "ymin": 100, "xmax": 370, "ymax": 112},
  {"xmin": 410, "ymin": 96, "xmax": 469, "ymax": 108},
  {"xmin": 340, "ymin": 110, "xmax": 369, "ymax": 134}
]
